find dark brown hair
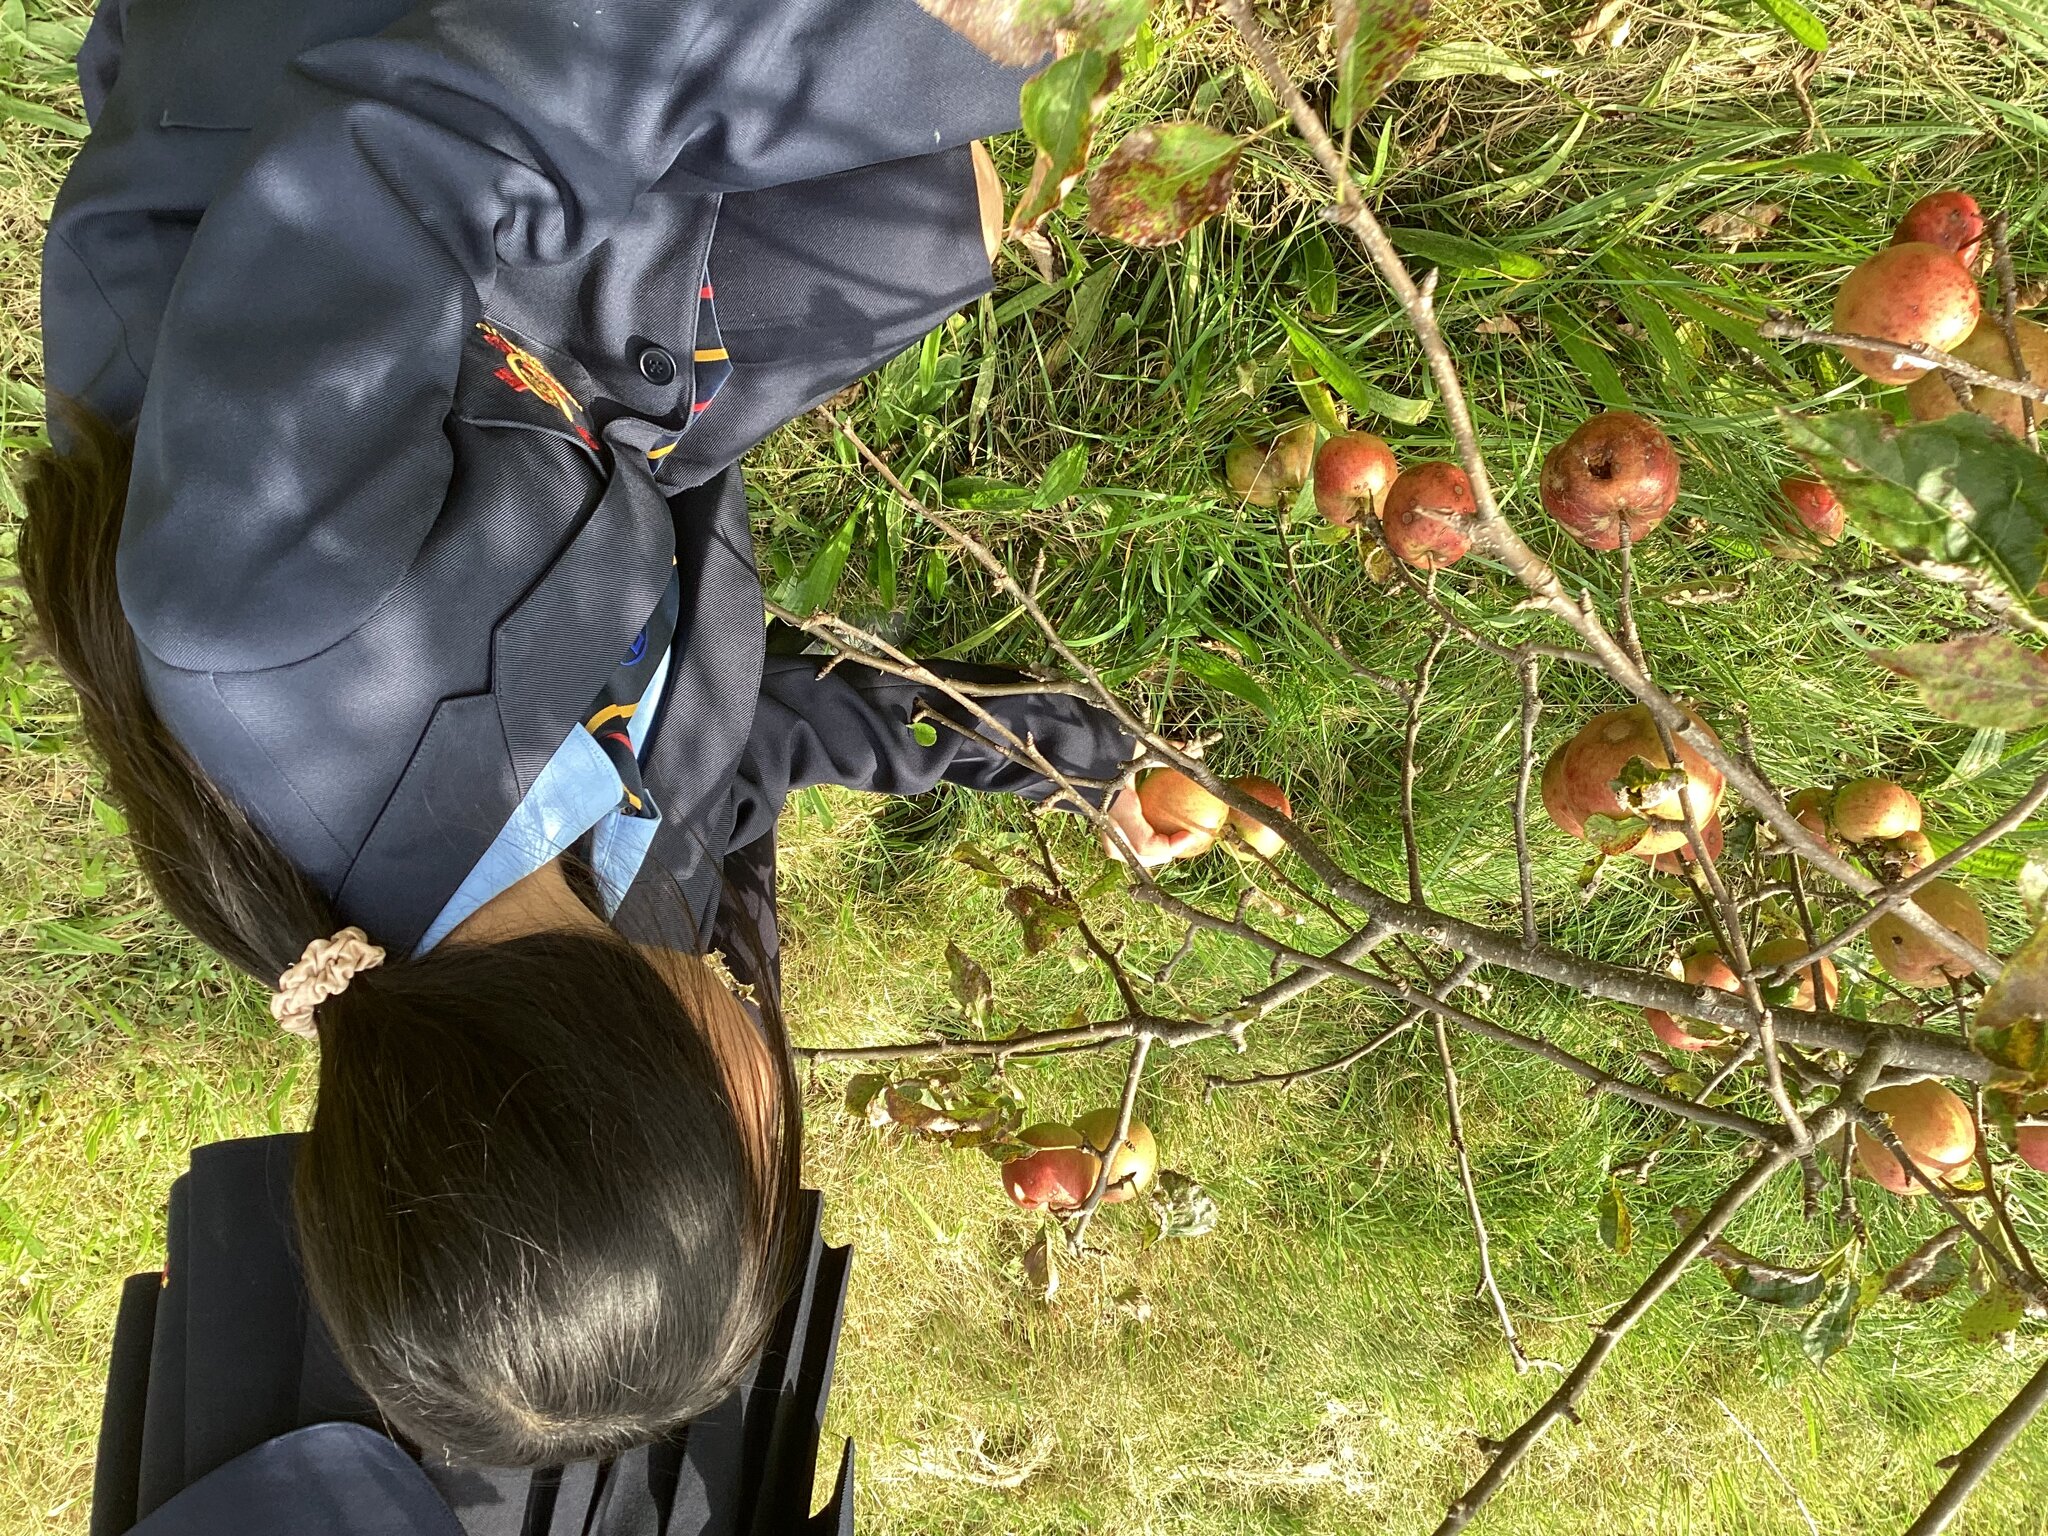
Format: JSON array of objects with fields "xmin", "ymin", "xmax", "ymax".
[{"xmin": 18, "ymin": 410, "xmax": 803, "ymax": 1465}]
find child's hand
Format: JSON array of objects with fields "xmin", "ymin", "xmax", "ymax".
[{"xmin": 1101, "ymin": 785, "xmax": 1208, "ymax": 869}]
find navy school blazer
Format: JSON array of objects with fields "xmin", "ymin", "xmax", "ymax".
[{"xmin": 43, "ymin": 0, "xmax": 1135, "ymax": 958}]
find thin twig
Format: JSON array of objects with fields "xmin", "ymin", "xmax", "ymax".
[
  {"xmin": 1902, "ymin": 1355, "xmax": 2048, "ymax": 1536},
  {"xmin": 1432, "ymin": 994, "xmax": 1554, "ymax": 1375},
  {"xmin": 1987, "ymin": 211, "xmax": 2040, "ymax": 450},
  {"xmin": 1514, "ymin": 657, "xmax": 1542, "ymax": 946},
  {"xmin": 1757, "ymin": 313, "xmax": 2048, "ymax": 404},
  {"xmin": 1434, "ymin": 1049, "xmax": 1888, "ymax": 1536},
  {"xmin": 1066, "ymin": 1032, "xmax": 1154, "ymax": 1250}
]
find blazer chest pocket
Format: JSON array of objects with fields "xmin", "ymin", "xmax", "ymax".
[{"xmin": 151, "ymin": 0, "xmax": 414, "ymax": 130}]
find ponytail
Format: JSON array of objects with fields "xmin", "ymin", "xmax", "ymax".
[{"xmin": 17, "ymin": 408, "xmax": 803, "ymax": 1465}]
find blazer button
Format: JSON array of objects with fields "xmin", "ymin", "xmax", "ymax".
[{"xmin": 637, "ymin": 346, "xmax": 678, "ymax": 386}]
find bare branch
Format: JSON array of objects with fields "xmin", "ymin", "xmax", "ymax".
[
  {"xmin": 1987, "ymin": 211, "xmax": 2040, "ymax": 450},
  {"xmin": 1757, "ymin": 313, "xmax": 2048, "ymax": 404},
  {"xmin": 1066, "ymin": 1031, "xmax": 1154, "ymax": 1250},
  {"xmin": 1435, "ymin": 1050, "xmax": 1889, "ymax": 1535},
  {"xmin": 1903, "ymin": 1356, "xmax": 2048, "ymax": 1536}
]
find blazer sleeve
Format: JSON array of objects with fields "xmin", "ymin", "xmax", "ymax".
[
  {"xmin": 116, "ymin": 0, "xmax": 1034, "ymax": 674},
  {"xmin": 726, "ymin": 656, "xmax": 1136, "ymax": 850}
]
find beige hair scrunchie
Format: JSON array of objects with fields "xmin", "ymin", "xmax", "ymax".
[{"xmin": 271, "ymin": 927, "xmax": 386, "ymax": 1039}]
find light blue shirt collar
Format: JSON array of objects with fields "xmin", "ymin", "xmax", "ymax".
[{"xmin": 416, "ymin": 646, "xmax": 672, "ymax": 952}]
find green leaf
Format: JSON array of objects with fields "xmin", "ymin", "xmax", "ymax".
[
  {"xmin": 1800, "ymin": 1275, "xmax": 1865, "ymax": 1366},
  {"xmin": 941, "ymin": 475, "xmax": 1039, "ymax": 511},
  {"xmin": 951, "ymin": 842, "xmax": 1013, "ymax": 884},
  {"xmin": 0, "ymin": 90, "xmax": 83, "ymax": 136},
  {"xmin": 1295, "ymin": 231, "xmax": 1339, "ymax": 317},
  {"xmin": 1084, "ymin": 119, "xmax": 1243, "ymax": 247},
  {"xmin": 1177, "ymin": 649, "xmax": 1275, "ymax": 717},
  {"xmin": 910, "ymin": 0, "xmax": 1144, "ymax": 65},
  {"xmin": 1275, "ymin": 312, "xmax": 1432, "ymax": 425},
  {"xmin": 1877, "ymin": 635, "xmax": 2048, "ymax": 733},
  {"xmin": 1882, "ymin": 1228, "xmax": 1968, "ymax": 1304},
  {"xmin": 844, "ymin": 1073, "xmax": 891, "ymax": 1119},
  {"xmin": 1332, "ymin": 0, "xmax": 1435, "ymax": 129},
  {"xmin": 1597, "ymin": 1179, "xmax": 1634, "ymax": 1255},
  {"xmin": 909, "ymin": 720, "xmax": 940, "ymax": 748},
  {"xmin": 1960, "ymin": 1285, "xmax": 2028, "ymax": 1343},
  {"xmin": 91, "ymin": 797, "xmax": 128, "ymax": 838},
  {"xmin": 1386, "ymin": 226, "xmax": 1545, "ymax": 281},
  {"xmin": 774, "ymin": 504, "xmax": 859, "ymax": 617},
  {"xmin": 1400, "ymin": 39, "xmax": 1546, "ymax": 82},
  {"xmin": 1751, "ymin": 0, "xmax": 1829, "ymax": 51},
  {"xmin": 1973, "ymin": 919, "xmax": 2048, "ymax": 1089},
  {"xmin": 1013, "ymin": 49, "xmax": 1120, "ymax": 232},
  {"xmin": 1581, "ymin": 812, "xmax": 1653, "ymax": 856},
  {"xmin": 1035, "ymin": 444, "xmax": 1089, "ymax": 506},
  {"xmin": 1783, "ymin": 410, "xmax": 2048, "ymax": 608},
  {"xmin": 1700, "ymin": 1236, "xmax": 1826, "ymax": 1308}
]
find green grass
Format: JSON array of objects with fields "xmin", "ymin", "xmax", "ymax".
[{"xmin": 8, "ymin": 0, "xmax": 2048, "ymax": 1531}]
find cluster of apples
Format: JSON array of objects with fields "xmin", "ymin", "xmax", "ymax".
[
  {"xmin": 1226, "ymin": 421, "xmax": 1480, "ymax": 569},
  {"xmin": 1000, "ymin": 1107, "xmax": 1159, "ymax": 1212},
  {"xmin": 1134, "ymin": 766, "xmax": 1293, "ymax": 862},
  {"xmin": 1785, "ymin": 776, "xmax": 1990, "ymax": 988},
  {"xmin": 1834, "ymin": 189, "xmax": 2046, "ymax": 441}
]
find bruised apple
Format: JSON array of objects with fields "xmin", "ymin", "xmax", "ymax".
[
  {"xmin": 1382, "ymin": 462, "xmax": 1479, "ymax": 569},
  {"xmin": 1225, "ymin": 775, "xmax": 1293, "ymax": 860},
  {"xmin": 1539, "ymin": 412, "xmax": 1680, "ymax": 551},
  {"xmin": 1831, "ymin": 243, "xmax": 1981, "ymax": 385},
  {"xmin": 1313, "ymin": 432, "xmax": 1397, "ymax": 526},
  {"xmin": 1869, "ymin": 879, "xmax": 1988, "ymax": 988},
  {"xmin": 1137, "ymin": 769, "xmax": 1230, "ymax": 853},
  {"xmin": 1643, "ymin": 948, "xmax": 1740, "ymax": 1051},
  {"xmin": 1226, "ymin": 423, "xmax": 1317, "ymax": 507},
  {"xmin": 1549, "ymin": 705, "xmax": 1725, "ymax": 856},
  {"xmin": 1073, "ymin": 1107, "xmax": 1158, "ymax": 1201},
  {"xmin": 1831, "ymin": 778, "xmax": 1921, "ymax": 844},
  {"xmin": 1893, "ymin": 190, "xmax": 1985, "ymax": 271},
  {"xmin": 1904, "ymin": 317, "xmax": 2048, "ymax": 439},
  {"xmin": 1766, "ymin": 476, "xmax": 1845, "ymax": 558},
  {"xmin": 1749, "ymin": 935, "xmax": 1838, "ymax": 1012},
  {"xmin": 1853, "ymin": 1080, "xmax": 1977, "ymax": 1196}
]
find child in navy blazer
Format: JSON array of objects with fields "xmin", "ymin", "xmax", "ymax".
[{"xmin": 23, "ymin": 0, "xmax": 1199, "ymax": 1482}]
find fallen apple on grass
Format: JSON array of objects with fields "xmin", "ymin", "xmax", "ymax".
[
  {"xmin": 1765, "ymin": 476, "xmax": 1844, "ymax": 559},
  {"xmin": 1869, "ymin": 878, "xmax": 1988, "ymax": 988},
  {"xmin": 1312, "ymin": 431, "xmax": 1397, "ymax": 526},
  {"xmin": 1643, "ymin": 947, "xmax": 1741, "ymax": 1052},
  {"xmin": 1904, "ymin": 316, "xmax": 2048, "ymax": 439},
  {"xmin": 1853, "ymin": 1080, "xmax": 1978, "ymax": 1196},
  {"xmin": 1224, "ymin": 422, "xmax": 1317, "ymax": 507},
  {"xmin": 1831, "ymin": 777, "xmax": 1921, "ymax": 844},
  {"xmin": 1382, "ymin": 461, "xmax": 1479, "ymax": 569},
  {"xmin": 1542, "ymin": 705, "xmax": 1725, "ymax": 856},
  {"xmin": 1539, "ymin": 411, "xmax": 1680, "ymax": 551},
  {"xmin": 1892, "ymin": 189, "xmax": 1985, "ymax": 271}
]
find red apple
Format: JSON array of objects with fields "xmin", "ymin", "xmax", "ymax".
[
  {"xmin": 1904, "ymin": 317, "xmax": 2048, "ymax": 439},
  {"xmin": 1893, "ymin": 190, "xmax": 1985, "ymax": 272},
  {"xmin": 1644, "ymin": 948, "xmax": 1740, "ymax": 1051},
  {"xmin": 1225, "ymin": 775, "xmax": 1293, "ymax": 860},
  {"xmin": 1831, "ymin": 243, "xmax": 1981, "ymax": 385},
  {"xmin": 1869, "ymin": 879, "xmax": 1988, "ymax": 988},
  {"xmin": 1137, "ymin": 769, "xmax": 1230, "ymax": 854},
  {"xmin": 1539, "ymin": 412, "xmax": 1680, "ymax": 552},
  {"xmin": 1553, "ymin": 705, "xmax": 1725, "ymax": 857},
  {"xmin": 1766, "ymin": 476, "xmax": 1845, "ymax": 558},
  {"xmin": 1382, "ymin": 461, "xmax": 1479, "ymax": 569},
  {"xmin": 1001, "ymin": 1146, "xmax": 1104, "ymax": 1211},
  {"xmin": 1854, "ymin": 1081, "xmax": 1977, "ymax": 1196},
  {"xmin": 1312, "ymin": 432, "xmax": 1397, "ymax": 526}
]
